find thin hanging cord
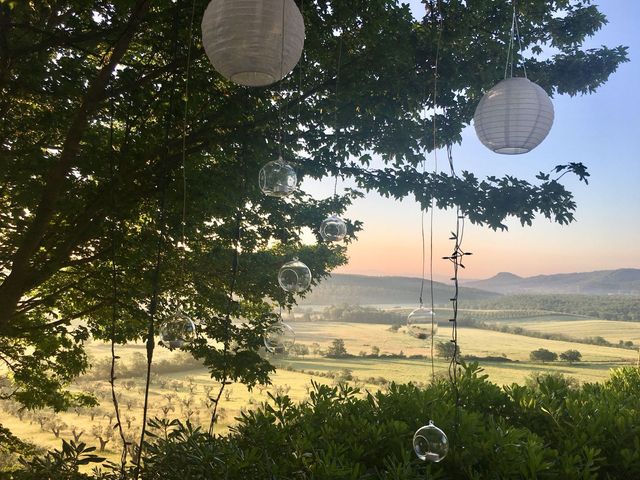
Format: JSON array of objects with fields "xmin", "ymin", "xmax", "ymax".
[
  {"xmin": 133, "ymin": 1, "xmax": 182, "ymax": 476},
  {"xmin": 178, "ymin": 0, "xmax": 198, "ymax": 283},
  {"xmin": 295, "ymin": 0, "xmax": 305, "ymax": 125},
  {"xmin": 427, "ymin": 2, "xmax": 444, "ymax": 382},
  {"xmin": 208, "ymin": 207, "xmax": 243, "ymax": 435},
  {"xmin": 513, "ymin": 2, "xmax": 528, "ymax": 79},
  {"xmin": 504, "ymin": 3, "xmax": 517, "ymax": 79},
  {"xmin": 504, "ymin": 0, "xmax": 526, "ymax": 78},
  {"xmin": 444, "ymin": 145, "xmax": 470, "ymax": 448},
  {"xmin": 107, "ymin": 95, "xmax": 128, "ymax": 479},
  {"xmin": 277, "ymin": 0, "xmax": 287, "ymax": 158},
  {"xmin": 333, "ymin": 33, "xmax": 343, "ymax": 196}
]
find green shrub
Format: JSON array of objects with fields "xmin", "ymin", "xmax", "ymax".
[{"xmin": 9, "ymin": 365, "xmax": 640, "ymax": 479}]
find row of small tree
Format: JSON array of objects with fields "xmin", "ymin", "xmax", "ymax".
[{"xmin": 530, "ymin": 348, "xmax": 582, "ymax": 363}]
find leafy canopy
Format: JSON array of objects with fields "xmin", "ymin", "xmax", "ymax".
[{"xmin": 0, "ymin": 0, "xmax": 628, "ymax": 409}]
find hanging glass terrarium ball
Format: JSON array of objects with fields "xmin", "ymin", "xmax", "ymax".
[
  {"xmin": 201, "ymin": 0, "xmax": 305, "ymax": 87},
  {"xmin": 413, "ymin": 420, "xmax": 449, "ymax": 462},
  {"xmin": 159, "ymin": 310, "xmax": 196, "ymax": 350},
  {"xmin": 407, "ymin": 307, "xmax": 437, "ymax": 340},
  {"xmin": 278, "ymin": 257, "xmax": 312, "ymax": 293},
  {"xmin": 320, "ymin": 215, "xmax": 347, "ymax": 242},
  {"xmin": 259, "ymin": 157, "xmax": 297, "ymax": 197},
  {"xmin": 473, "ymin": 77, "xmax": 554, "ymax": 154},
  {"xmin": 263, "ymin": 321, "xmax": 296, "ymax": 353}
]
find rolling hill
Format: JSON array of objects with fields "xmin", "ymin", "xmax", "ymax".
[
  {"xmin": 465, "ymin": 268, "xmax": 640, "ymax": 295},
  {"xmin": 299, "ymin": 273, "xmax": 500, "ymax": 306}
]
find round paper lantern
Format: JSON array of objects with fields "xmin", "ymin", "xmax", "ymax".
[
  {"xmin": 259, "ymin": 157, "xmax": 297, "ymax": 197},
  {"xmin": 264, "ymin": 321, "xmax": 296, "ymax": 353},
  {"xmin": 202, "ymin": 0, "xmax": 305, "ymax": 87},
  {"xmin": 413, "ymin": 420, "xmax": 449, "ymax": 462},
  {"xmin": 473, "ymin": 77, "xmax": 554, "ymax": 154},
  {"xmin": 278, "ymin": 257, "xmax": 312, "ymax": 293},
  {"xmin": 320, "ymin": 215, "xmax": 347, "ymax": 242},
  {"xmin": 159, "ymin": 310, "xmax": 197, "ymax": 350},
  {"xmin": 407, "ymin": 307, "xmax": 437, "ymax": 340}
]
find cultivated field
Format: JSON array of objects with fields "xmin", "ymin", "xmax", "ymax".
[{"xmin": 1, "ymin": 314, "xmax": 638, "ymax": 467}]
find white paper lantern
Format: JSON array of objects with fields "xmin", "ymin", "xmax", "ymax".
[
  {"xmin": 473, "ymin": 77, "xmax": 554, "ymax": 154},
  {"xmin": 278, "ymin": 257, "xmax": 312, "ymax": 293},
  {"xmin": 202, "ymin": 0, "xmax": 305, "ymax": 87}
]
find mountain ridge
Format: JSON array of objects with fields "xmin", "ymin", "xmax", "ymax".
[{"xmin": 464, "ymin": 268, "xmax": 640, "ymax": 295}]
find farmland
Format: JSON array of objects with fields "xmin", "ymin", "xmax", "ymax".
[{"xmin": 1, "ymin": 313, "xmax": 638, "ymax": 466}]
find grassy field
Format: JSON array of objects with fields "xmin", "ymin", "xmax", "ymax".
[
  {"xmin": 512, "ymin": 319, "xmax": 640, "ymax": 344},
  {"xmin": 1, "ymin": 316, "xmax": 638, "ymax": 468}
]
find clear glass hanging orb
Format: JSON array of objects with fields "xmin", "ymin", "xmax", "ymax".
[
  {"xmin": 320, "ymin": 215, "xmax": 347, "ymax": 242},
  {"xmin": 159, "ymin": 310, "xmax": 196, "ymax": 350},
  {"xmin": 413, "ymin": 420, "xmax": 449, "ymax": 462},
  {"xmin": 278, "ymin": 257, "xmax": 312, "ymax": 293},
  {"xmin": 259, "ymin": 157, "xmax": 297, "ymax": 197},
  {"xmin": 407, "ymin": 307, "xmax": 437, "ymax": 340},
  {"xmin": 263, "ymin": 322, "xmax": 296, "ymax": 353}
]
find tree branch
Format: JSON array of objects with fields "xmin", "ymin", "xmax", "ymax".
[{"xmin": 0, "ymin": 0, "xmax": 151, "ymax": 330}]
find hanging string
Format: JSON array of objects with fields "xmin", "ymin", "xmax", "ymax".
[
  {"xmin": 418, "ymin": 0, "xmax": 444, "ymax": 382},
  {"xmin": 295, "ymin": 0, "xmax": 305, "ymax": 125},
  {"xmin": 208, "ymin": 205, "xmax": 243, "ymax": 435},
  {"xmin": 178, "ymin": 0, "xmax": 198, "ymax": 285},
  {"xmin": 107, "ymin": 94, "xmax": 128, "ymax": 478},
  {"xmin": 443, "ymin": 144, "xmax": 471, "ymax": 446},
  {"xmin": 133, "ymin": 0, "xmax": 183, "ymax": 476},
  {"xmin": 503, "ymin": 2, "xmax": 517, "ymax": 79},
  {"xmin": 513, "ymin": 1, "xmax": 528, "ymax": 79},
  {"xmin": 333, "ymin": 33, "xmax": 343, "ymax": 193},
  {"xmin": 503, "ymin": 0, "xmax": 527, "ymax": 79},
  {"xmin": 276, "ymin": 0, "xmax": 287, "ymax": 158}
]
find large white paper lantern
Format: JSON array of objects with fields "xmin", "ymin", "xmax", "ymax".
[
  {"xmin": 473, "ymin": 77, "xmax": 554, "ymax": 154},
  {"xmin": 202, "ymin": 0, "xmax": 305, "ymax": 87}
]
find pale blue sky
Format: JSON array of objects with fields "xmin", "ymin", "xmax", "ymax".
[{"xmin": 303, "ymin": 0, "xmax": 639, "ymax": 279}]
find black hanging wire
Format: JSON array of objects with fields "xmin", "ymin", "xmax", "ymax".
[
  {"xmin": 442, "ymin": 145, "xmax": 471, "ymax": 446},
  {"xmin": 333, "ymin": 32, "xmax": 343, "ymax": 195},
  {"xmin": 133, "ymin": 1, "xmax": 183, "ymax": 477},
  {"xmin": 208, "ymin": 205, "xmax": 243, "ymax": 435},
  {"xmin": 417, "ymin": 0, "xmax": 444, "ymax": 382},
  {"xmin": 178, "ymin": 0, "xmax": 198, "ymax": 286},
  {"xmin": 107, "ymin": 94, "xmax": 128, "ymax": 478}
]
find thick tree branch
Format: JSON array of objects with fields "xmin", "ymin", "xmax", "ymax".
[{"xmin": 0, "ymin": 0, "xmax": 151, "ymax": 330}]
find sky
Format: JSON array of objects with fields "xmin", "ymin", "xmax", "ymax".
[{"xmin": 302, "ymin": 0, "xmax": 640, "ymax": 281}]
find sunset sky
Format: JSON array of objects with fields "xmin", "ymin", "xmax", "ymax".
[{"xmin": 303, "ymin": 0, "xmax": 640, "ymax": 280}]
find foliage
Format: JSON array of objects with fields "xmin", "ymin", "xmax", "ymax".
[
  {"xmin": 473, "ymin": 294, "xmax": 640, "ymax": 321},
  {"xmin": 559, "ymin": 349, "xmax": 582, "ymax": 363},
  {"xmin": 435, "ymin": 341, "xmax": 461, "ymax": 359},
  {"xmin": 0, "ymin": 0, "xmax": 628, "ymax": 410},
  {"xmin": 10, "ymin": 440, "xmax": 105, "ymax": 480},
  {"xmin": 529, "ymin": 348, "xmax": 558, "ymax": 362},
  {"xmin": 325, "ymin": 338, "xmax": 349, "ymax": 358},
  {"xmin": 13, "ymin": 365, "xmax": 640, "ymax": 479}
]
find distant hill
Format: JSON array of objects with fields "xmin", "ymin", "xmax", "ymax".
[
  {"xmin": 300, "ymin": 274, "xmax": 500, "ymax": 306},
  {"xmin": 465, "ymin": 268, "xmax": 640, "ymax": 295}
]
